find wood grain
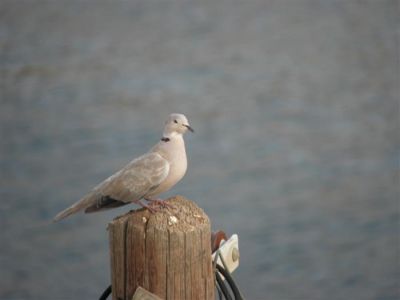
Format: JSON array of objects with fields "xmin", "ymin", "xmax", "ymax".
[{"xmin": 108, "ymin": 196, "xmax": 215, "ymax": 300}]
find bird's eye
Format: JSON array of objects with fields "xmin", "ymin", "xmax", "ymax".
[{"xmin": 174, "ymin": 120, "xmax": 178, "ymax": 123}]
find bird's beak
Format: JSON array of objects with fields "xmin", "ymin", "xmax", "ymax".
[{"xmin": 184, "ymin": 124, "xmax": 194, "ymax": 133}]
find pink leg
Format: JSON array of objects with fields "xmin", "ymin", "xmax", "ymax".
[
  {"xmin": 136, "ymin": 199, "xmax": 158, "ymax": 213},
  {"xmin": 144, "ymin": 197, "xmax": 175, "ymax": 209}
]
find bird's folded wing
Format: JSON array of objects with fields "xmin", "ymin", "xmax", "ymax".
[
  {"xmin": 53, "ymin": 152, "xmax": 170, "ymax": 221},
  {"xmin": 95, "ymin": 152, "xmax": 170, "ymax": 203}
]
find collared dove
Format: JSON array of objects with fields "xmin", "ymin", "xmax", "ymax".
[{"xmin": 53, "ymin": 113, "xmax": 193, "ymax": 222}]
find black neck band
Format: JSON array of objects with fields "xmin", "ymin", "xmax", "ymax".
[{"xmin": 161, "ymin": 137, "xmax": 170, "ymax": 142}]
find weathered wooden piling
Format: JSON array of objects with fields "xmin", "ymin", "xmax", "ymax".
[{"xmin": 108, "ymin": 195, "xmax": 215, "ymax": 300}]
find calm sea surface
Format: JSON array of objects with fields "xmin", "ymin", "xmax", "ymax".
[{"xmin": 1, "ymin": 1, "xmax": 398, "ymax": 299}]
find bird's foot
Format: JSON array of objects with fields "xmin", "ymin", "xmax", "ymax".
[
  {"xmin": 137, "ymin": 200, "xmax": 158, "ymax": 213},
  {"xmin": 145, "ymin": 198, "xmax": 175, "ymax": 209}
]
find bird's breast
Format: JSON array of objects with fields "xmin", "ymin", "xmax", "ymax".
[{"xmin": 147, "ymin": 138, "xmax": 187, "ymax": 196}]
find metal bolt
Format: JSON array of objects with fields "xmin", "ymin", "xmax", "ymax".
[{"xmin": 232, "ymin": 247, "xmax": 239, "ymax": 262}]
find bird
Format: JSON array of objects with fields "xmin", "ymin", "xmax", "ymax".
[{"xmin": 53, "ymin": 113, "xmax": 194, "ymax": 222}]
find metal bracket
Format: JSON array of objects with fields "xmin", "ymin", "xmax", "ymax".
[{"xmin": 212, "ymin": 234, "xmax": 239, "ymax": 273}]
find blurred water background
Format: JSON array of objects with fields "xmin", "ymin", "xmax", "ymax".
[{"xmin": 1, "ymin": 1, "xmax": 399, "ymax": 299}]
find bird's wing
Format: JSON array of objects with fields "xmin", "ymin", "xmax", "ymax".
[
  {"xmin": 53, "ymin": 152, "xmax": 169, "ymax": 221},
  {"xmin": 84, "ymin": 195, "xmax": 128, "ymax": 213},
  {"xmin": 95, "ymin": 152, "xmax": 169, "ymax": 203}
]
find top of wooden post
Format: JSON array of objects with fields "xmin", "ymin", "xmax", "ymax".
[{"xmin": 110, "ymin": 195, "xmax": 210, "ymax": 232}]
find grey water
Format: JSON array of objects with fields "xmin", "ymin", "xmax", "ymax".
[{"xmin": 1, "ymin": 1, "xmax": 399, "ymax": 299}]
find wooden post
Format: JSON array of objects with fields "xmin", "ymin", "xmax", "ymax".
[{"xmin": 108, "ymin": 195, "xmax": 215, "ymax": 300}]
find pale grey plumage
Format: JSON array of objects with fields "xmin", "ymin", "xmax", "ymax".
[{"xmin": 53, "ymin": 113, "xmax": 193, "ymax": 222}]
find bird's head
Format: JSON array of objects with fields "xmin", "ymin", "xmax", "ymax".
[{"xmin": 163, "ymin": 113, "xmax": 194, "ymax": 138}]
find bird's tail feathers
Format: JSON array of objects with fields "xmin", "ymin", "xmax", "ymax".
[{"xmin": 53, "ymin": 192, "xmax": 98, "ymax": 222}]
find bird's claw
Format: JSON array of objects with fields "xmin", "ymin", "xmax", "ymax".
[
  {"xmin": 138, "ymin": 200, "xmax": 159, "ymax": 213},
  {"xmin": 146, "ymin": 198, "xmax": 175, "ymax": 209}
]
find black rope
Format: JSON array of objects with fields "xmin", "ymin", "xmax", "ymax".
[
  {"xmin": 213, "ymin": 246, "xmax": 244, "ymax": 300},
  {"xmin": 99, "ymin": 262, "xmax": 244, "ymax": 300},
  {"xmin": 99, "ymin": 284, "xmax": 111, "ymax": 300},
  {"xmin": 216, "ymin": 264, "xmax": 244, "ymax": 300},
  {"xmin": 216, "ymin": 281, "xmax": 224, "ymax": 300},
  {"xmin": 215, "ymin": 269, "xmax": 233, "ymax": 300}
]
